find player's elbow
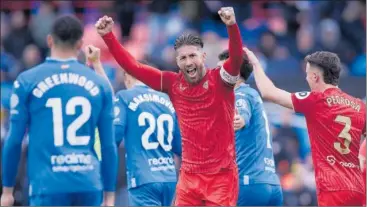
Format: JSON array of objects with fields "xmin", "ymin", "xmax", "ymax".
[{"xmin": 259, "ymin": 89, "xmax": 273, "ymax": 101}]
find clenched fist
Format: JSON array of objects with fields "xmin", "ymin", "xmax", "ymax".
[
  {"xmin": 218, "ymin": 7, "xmax": 236, "ymax": 26},
  {"xmin": 95, "ymin": 15, "xmax": 114, "ymax": 36},
  {"xmin": 85, "ymin": 45, "xmax": 101, "ymax": 64}
]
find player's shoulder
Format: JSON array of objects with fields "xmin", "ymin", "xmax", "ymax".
[
  {"xmin": 293, "ymin": 91, "xmax": 321, "ymax": 101},
  {"xmin": 147, "ymin": 86, "xmax": 170, "ymax": 99},
  {"xmin": 77, "ymin": 64, "xmax": 112, "ymax": 91},
  {"xmin": 208, "ymin": 66, "xmax": 221, "ymax": 77},
  {"xmin": 114, "ymin": 86, "xmax": 141, "ymax": 104},
  {"xmin": 235, "ymin": 84, "xmax": 260, "ymax": 100},
  {"xmin": 16, "ymin": 62, "xmax": 48, "ymax": 85}
]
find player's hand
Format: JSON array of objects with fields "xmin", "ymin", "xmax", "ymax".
[
  {"xmin": 234, "ymin": 114, "xmax": 245, "ymax": 131},
  {"xmin": 0, "ymin": 192, "xmax": 14, "ymax": 207},
  {"xmin": 85, "ymin": 45, "xmax": 101, "ymax": 64},
  {"xmin": 243, "ymin": 47, "xmax": 261, "ymax": 66},
  {"xmin": 95, "ymin": 15, "xmax": 114, "ymax": 36},
  {"xmin": 218, "ymin": 7, "xmax": 236, "ymax": 26}
]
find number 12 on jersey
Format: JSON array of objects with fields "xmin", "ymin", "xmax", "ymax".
[{"xmin": 46, "ymin": 97, "xmax": 92, "ymax": 147}]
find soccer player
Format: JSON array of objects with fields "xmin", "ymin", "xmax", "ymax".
[
  {"xmin": 0, "ymin": 15, "xmax": 118, "ymax": 206},
  {"xmin": 86, "ymin": 45, "xmax": 182, "ymax": 206},
  {"xmin": 245, "ymin": 48, "xmax": 366, "ymax": 206},
  {"xmin": 95, "ymin": 7, "xmax": 244, "ymax": 206},
  {"xmin": 218, "ymin": 50, "xmax": 283, "ymax": 206}
]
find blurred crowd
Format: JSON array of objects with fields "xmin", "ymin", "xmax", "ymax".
[{"xmin": 1, "ymin": 1, "xmax": 366, "ymax": 206}]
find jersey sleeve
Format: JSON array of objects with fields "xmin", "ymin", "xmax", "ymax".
[
  {"xmin": 97, "ymin": 82, "xmax": 118, "ymax": 192},
  {"xmin": 171, "ymin": 116, "xmax": 182, "ymax": 157},
  {"xmin": 113, "ymin": 93, "xmax": 128, "ymax": 147},
  {"xmin": 291, "ymin": 91, "xmax": 318, "ymax": 115},
  {"xmin": 2, "ymin": 77, "xmax": 29, "ymax": 187},
  {"xmin": 102, "ymin": 32, "xmax": 176, "ymax": 92},
  {"xmin": 220, "ymin": 24, "xmax": 243, "ymax": 86},
  {"xmin": 235, "ymin": 93, "xmax": 252, "ymax": 127}
]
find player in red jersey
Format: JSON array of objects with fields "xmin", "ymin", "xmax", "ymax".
[
  {"xmin": 95, "ymin": 7, "xmax": 243, "ymax": 206},
  {"xmin": 244, "ymin": 48, "xmax": 366, "ymax": 206},
  {"xmin": 359, "ymin": 138, "xmax": 366, "ymax": 205}
]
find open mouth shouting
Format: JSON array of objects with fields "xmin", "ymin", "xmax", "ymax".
[{"xmin": 186, "ymin": 67, "xmax": 198, "ymax": 79}]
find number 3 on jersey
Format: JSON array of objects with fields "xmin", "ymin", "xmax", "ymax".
[
  {"xmin": 46, "ymin": 97, "xmax": 92, "ymax": 147},
  {"xmin": 138, "ymin": 112, "xmax": 173, "ymax": 151},
  {"xmin": 334, "ymin": 115, "xmax": 352, "ymax": 155}
]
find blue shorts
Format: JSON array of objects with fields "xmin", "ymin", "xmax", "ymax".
[
  {"xmin": 29, "ymin": 191, "xmax": 102, "ymax": 206},
  {"xmin": 237, "ymin": 184, "xmax": 283, "ymax": 206},
  {"xmin": 128, "ymin": 182, "xmax": 176, "ymax": 206}
]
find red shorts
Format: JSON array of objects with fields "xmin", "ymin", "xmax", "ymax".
[
  {"xmin": 174, "ymin": 167, "xmax": 238, "ymax": 206},
  {"xmin": 317, "ymin": 190, "xmax": 365, "ymax": 206}
]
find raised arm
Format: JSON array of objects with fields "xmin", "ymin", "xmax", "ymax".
[
  {"xmin": 218, "ymin": 7, "xmax": 244, "ymax": 85},
  {"xmin": 95, "ymin": 16, "xmax": 174, "ymax": 92},
  {"xmin": 244, "ymin": 48, "xmax": 294, "ymax": 109},
  {"xmin": 85, "ymin": 45, "xmax": 114, "ymax": 93}
]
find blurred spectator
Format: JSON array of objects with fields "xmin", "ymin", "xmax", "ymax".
[
  {"xmin": 259, "ymin": 31, "xmax": 277, "ymax": 58},
  {"xmin": 318, "ymin": 18, "xmax": 358, "ymax": 67},
  {"xmin": 3, "ymin": 10, "xmax": 34, "ymax": 60},
  {"xmin": 339, "ymin": 1, "xmax": 366, "ymax": 53},
  {"xmin": 20, "ymin": 44, "xmax": 42, "ymax": 72},
  {"xmin": 29, "ymin": 1, "xmax": 57, "ymax": 58},
  {"xmin": 266, "ymin": 45, "xmax": 300, "ymax": 78},
  {"xmin": 115, "ymin": 0, "xmax": 136, "ymax": 42},
  {"xmin": 296, "ymin": 27, "xmax": 318, "ymax": 59},
  {"xmin": 0, "ymin": 12, "xmax": 10, "ymax": 42},
  {"xmin": 202, "ymin": 31, "xmax": 224, "ymax": 68}
]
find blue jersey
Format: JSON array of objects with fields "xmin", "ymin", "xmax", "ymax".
[
  {"xmin": 114, "ymin": 85, "xmax": 181, "ymax": 189},
  {"xmin": 234, "ymin": 83, "xmax": 280, "ymax": 185},
  {"xmin": 2, "ymin": 58, "xmax": 118, "ymax": 196}
]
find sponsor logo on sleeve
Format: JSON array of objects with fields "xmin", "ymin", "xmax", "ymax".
[{"xmin": 295, "ymin": 92, "xmax": 310, "ymax": 100}]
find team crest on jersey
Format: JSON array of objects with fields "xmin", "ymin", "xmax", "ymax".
[
  {"xmin": 236, "ymin": 99, "xmax": 248, "ymax": 111},
  {"xmin": 203, "ymin": 80, "xmax": 208, "ymax": 89},
  {"xmin": 295, "ymin": 91, "xmax": 310, "ymax": 100},
  {"xmin": 179, "ymin": 83, "xmax": 187, "ymax": 91},
  {"xmin": 10, "ymin": 94, "xmax": 19, "ymax": 109}
]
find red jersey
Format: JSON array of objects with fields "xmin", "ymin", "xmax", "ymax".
[
  {"xmin": 291, "ymin": 88, "xmax": 366, "ymax": 193},
  {"xmin": 164, "ymin": 68, "xmax": 237, "ymax": 173},
  {"xmin": 102, "ymin": 24, "xmax": 244, "ymax": 173}
]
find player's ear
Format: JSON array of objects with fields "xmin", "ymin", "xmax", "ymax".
[
  {"xmin": 314, "ymin": 72, "xmax": 321, "ymax": 83},
  {"xmin": 202, "ymin": 51, "xmax": 207, "ymax": 61},
  {"xmin": 47, "ymin": 34, "xmax": 53, "ymax": 49}
]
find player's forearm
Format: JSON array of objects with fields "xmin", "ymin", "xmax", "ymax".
[
  {"xmin": 102, "ymin": 32, "xmax": 163, "ymax": 91},
  {"xmin": 252, "ymin": 62, "xmax": 293, "ymax": 109},
  {"xmin": 252, "ymin": 62, "xmax": 277, "ymax": 100},
  {"xmin": 2, "ymin": 122, "xmax": 26, "ymax": 187},
  {"xmin": 92, "ymin": 61, "xmax": 114, "ymax": 93},
  {"xmin": 223, "ymin": 24, "xmax": 243, "ymax": 76},
  {"xmin": 101, "ymin": 144, "xmax": 118, "ymax": 191}
]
